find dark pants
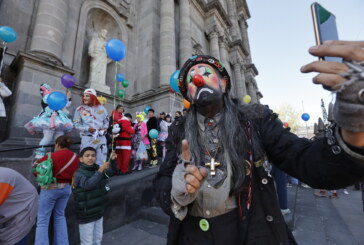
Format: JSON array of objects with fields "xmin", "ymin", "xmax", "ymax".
[
  {"xmin": 15, "ymin": 234, "xmax": 28, "ymax": 245},
  {"xmin": 271, "ymin": 166, "xmax": 288, "ymax": 210},
  {"xmin": 147, "ymin": 138, "xmax": 157, "ymax": 161},
  {"xmin": 178, "ymin": 209, "xmax": 240, "ymax": 245},
  {"xmin": 361, "ymin": 182, "xmax": 364, "ymax": 211}
]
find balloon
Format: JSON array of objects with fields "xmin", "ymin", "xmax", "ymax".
[
  {"xmin": 121, "ymin": 79, "xmax": 129, "ymax": 88},
  {"xmin": 169, "ymin": 70, "xmax": 180, "ymax": 93},
  {"xmin": 149, "ymin": 129, "xmax": 159, "ymax": 139},
  {"xmin": 60, "ymin": 74, "xmax": 75, "ymax": 88},
  {"xmin": 97, "ymin": 96, "xmax": 107, "ymax": 105},
  {"xmin": 0, "ymin": 26, "xmax": 17, "ymax": 43},
  {"xmin": 106, "ymin": 39, "xmax": 126, "ymax": 61},
  {"xmin": 117, "ymin": 89, "xmax": 125, "ymax": 99},
  {"xmin": 283, "ymin": 122, "xmax": 289, "ymax": 128},
  {"xmin": 47, "ymin": 91, "xmax": 67, "ymax": 110},
  {"xmin": 243, "ymin": 95, "xmax": 251, "ymax": 104},
  {"xmin": 183, "ymin": 99, "xmax": 190, "ymax": 109},
  {"xmin": 144, "ymin": 106, "xmax": 151, "ymax": 114},
  {"xmin": 116, "ymin": 73, "xmax": 125, "ymax": 82},
  {"xmin": 301, "ymin": 113, "xmax": 310, "ymax": 121}
]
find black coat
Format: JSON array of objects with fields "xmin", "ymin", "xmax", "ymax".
[{"xmin": 154, "ymin": 103, "xmax": 364, "ymax": 245}]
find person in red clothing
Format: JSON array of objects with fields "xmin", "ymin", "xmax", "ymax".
[
  {"xmin": 34, "ymin": 136, "xmax": 79, "ymax": 245},
  {"xmin": 115, "ymin": 113, "xmax": 135, "ymax": 174},
  {"xmin": 111, "ymin": 105, "xmax": 124, "ymax": 123}
]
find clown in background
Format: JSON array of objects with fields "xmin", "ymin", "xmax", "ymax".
[
  {"xmin": 24, "ymin": 83, "xmax": 73, "ymax": 159},
  {"xmin": 73, "ymin": 89, "xmax": 109, "ymax": 166},
  {"xmin": 131, "ymin": 112, "xmax": 149, "ymax": 171}
]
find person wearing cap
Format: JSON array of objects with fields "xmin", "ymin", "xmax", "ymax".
[
  {"xmin": 154, "ymin": 45, "xmax": 364, "ymax": 244},
  {"xmin": 74, "ymin": 88, "xmax": 109, "ymax": 166}
]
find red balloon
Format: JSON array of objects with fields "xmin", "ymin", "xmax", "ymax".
[
  {"xmin": 192, "ymin": 74, "xmax": 205, "ymax": 87},
  {"xmin": 283, "ymin": 122, "xmax": 289, "ymax": 128}
]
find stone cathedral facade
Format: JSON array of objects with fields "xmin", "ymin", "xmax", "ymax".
[{"xmin": 0, "ymin": 0, "xmax": 262, "ymax": 151}]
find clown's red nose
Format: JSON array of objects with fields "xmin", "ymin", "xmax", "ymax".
[{"xmin": 192, "ymin": 74, "xmax": 205, "ymax": 87}]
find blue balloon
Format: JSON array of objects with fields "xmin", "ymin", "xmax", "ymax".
[
  {"xmin": 47, "ymin": 91, "xmax": 67, "ymax": 111},
  {"xmin": 149, "ymin": 129, "xmax": 159, "ymax": 139},
  {"xmin": 144, "ymin": 106, "xmax": 151, "ymax": 114},
  {"xmin": 106, "ymin": 39, "xmax": 126, "ymax": 61},
  {"xmin": 169, "ymin": 70, "xmax": 180, "ymax": 93},
  {"xmin": 116, "ymin": 73, "xmax": 125, "ymax": 82},
  {"xmin": 0, "ymin": 26, "xmax": 17, "ymax": 43},
  {"xmin": 301, "ymin": 113, "xmax": 310, "ymax": 121}
]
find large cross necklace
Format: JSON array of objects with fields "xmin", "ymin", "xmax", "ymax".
[
  {"xmin": 205, "ymin": 157, "xmax": 221, "ymax": 176},
  {"xmin": 203, "ymin": 127, "xmax": 221, "ymax": 176}
]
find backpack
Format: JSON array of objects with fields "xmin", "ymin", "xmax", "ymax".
[{"xmin": 34, "ymin": 153, "xmax": 56, "ymax": 189}]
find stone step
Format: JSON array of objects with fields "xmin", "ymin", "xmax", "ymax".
[
  {"xmin": 139, "ymin": 206, "xmax": 170, "ymax": 225},
  {"xmin": 102, "ymin": 219, "xmax": 167, "ymax": 245}
]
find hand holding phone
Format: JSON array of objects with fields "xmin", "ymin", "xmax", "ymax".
[{"xmin": 311, "ymin": 2, "xmax": 342, "ymax": 62}]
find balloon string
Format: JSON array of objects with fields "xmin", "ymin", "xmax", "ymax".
[
  {"xmin": 0, "ymin": 42, "xmax": 7, "ymax": 76},
  {"xmin": 109, "ymin": 61, "xmax": 118, "ymax": 161},
  {"xmin": 117, "ymin": 61, "xmax": 124, "ymax": 106}
]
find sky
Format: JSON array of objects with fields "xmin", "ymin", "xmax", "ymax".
[{"xmin": 246, "ymin": 0, "xmax": 364, "ymax": 125}]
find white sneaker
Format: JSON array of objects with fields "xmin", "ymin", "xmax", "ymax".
[
  {"xmin": 281, "ymin": 209, "xmax": 291, "ymax": 215},
  {"xmin": 300, "ymin": 183, "xmax": 311, "ymax": 188},
  {"xmin": 343, "ymin": 189, "xmax": 349, "ymax": 195}
]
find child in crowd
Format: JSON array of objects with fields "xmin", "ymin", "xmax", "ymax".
[
  {"xmin": 131, "ymin": 113, "xmax": 149, "ymax": 171},
  {"xmin": 157, "ymin": 114, "xmax": 172, "ymax": 162},
  {"xmin": 72, "ymin": 147, "xmax": 116, "ymax": 245}
]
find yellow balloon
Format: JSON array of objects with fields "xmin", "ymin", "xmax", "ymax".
[
  {"xmin": 97, "ymin": 96, "xmax": 107, "ymax": 105},
  {"xmin": 243, "ymin": 95, "xmax": 251, "ymax": 104}
]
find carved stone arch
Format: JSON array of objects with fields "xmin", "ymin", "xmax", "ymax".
[{"xmin": 73, "ymin": 1, "xmax": 129, "ymax": 91}]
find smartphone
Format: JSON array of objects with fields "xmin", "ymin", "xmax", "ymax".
[{"xmin": 311, "ymin": 2, "xmax": 342, "ymax": 62}]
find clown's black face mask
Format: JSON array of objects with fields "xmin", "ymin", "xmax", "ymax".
[{"xmin": 187, "ymin": 64, "xmax": 226, "ymax": 114}]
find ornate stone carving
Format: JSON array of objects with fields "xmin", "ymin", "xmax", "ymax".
[
  {"xmin": 193, "ymin": 43, "xmax": 204, "ymax": 55},
  {"xmin": 103, "ymin": 0, "xmax": 135, "ymax": 26}
]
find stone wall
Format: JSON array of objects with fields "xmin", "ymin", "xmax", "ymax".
[{"xmin": 0, "ymin": 0, "xmax": 261, "ymax": 153}]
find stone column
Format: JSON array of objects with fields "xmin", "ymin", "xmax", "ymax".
[
  {"xmin": 232, "ymin": 62, "xmax": 245, "ymax": 98},
  {"xmin": 30, "ymin": 0, "xmax": 68, "ymax": 62},
  {"xmin": 226, "ymin": 0, "xmax": 240, "ymax": 40},
  {"xmin": 159, "ymin": 0, "xmax": 176, "ymax": 87},
  {"xmin": 250, "ymin": 78, "xmax": 258, "ymax": 103},
  {"xmin": 239, "ymin": 19, "xmax": 251, "ymax": 62},
  {"xmin": 240, "ymin": 64, "xmax": 247, "ymax": 96},
  {"xmin": 179, "ymin": 0, "xmax": 192, "ymax": 67},
  {"xmin": 219, "ymin": 37, "xmax": 231, "ymax": 75},
  {"xmin": 247, "ymin": 79, "xmax": 257, "ymax": 103},
  {"xmin": 209, "ymin": 31, "xmax": 220, "ymax": 60}
]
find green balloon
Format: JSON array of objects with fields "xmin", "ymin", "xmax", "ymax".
[
  {"xmin": 122, "ymin": 79, "xmax": 129, "ymax": 88},
  {"xmin": 117, "ymin": 89, "xmax": 125, "ymax": 98}
]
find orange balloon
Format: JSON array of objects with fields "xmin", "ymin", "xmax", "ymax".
[{"xmin": 183, "ymin": 99, "xmax": 190, "ymax": 109}]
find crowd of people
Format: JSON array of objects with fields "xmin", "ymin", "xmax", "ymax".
[{"xmin": 1, "ymin": 81, "xmax": 188, "ymax": 244}]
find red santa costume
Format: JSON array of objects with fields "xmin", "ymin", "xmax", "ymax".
[{"xmin": 115, "ymin": 115, "xmax": 135, "ymax": 173}]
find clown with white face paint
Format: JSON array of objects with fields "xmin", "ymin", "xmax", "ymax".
[
  {"xmin": 74, "ymin": 89, "xmax": 109, "ymax": 166},
  {"xmin": 154, "ymin": 51, "xmax": 364, "ymax": 244}
]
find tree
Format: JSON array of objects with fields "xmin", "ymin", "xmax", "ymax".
[{"xmin": 271, "ymin": 103, "xmax": 301, "ymax": 134}]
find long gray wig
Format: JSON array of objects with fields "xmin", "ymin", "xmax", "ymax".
[{"xmin": 184, "ymin": 94, "xmax": 249, "ymax": 194}]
